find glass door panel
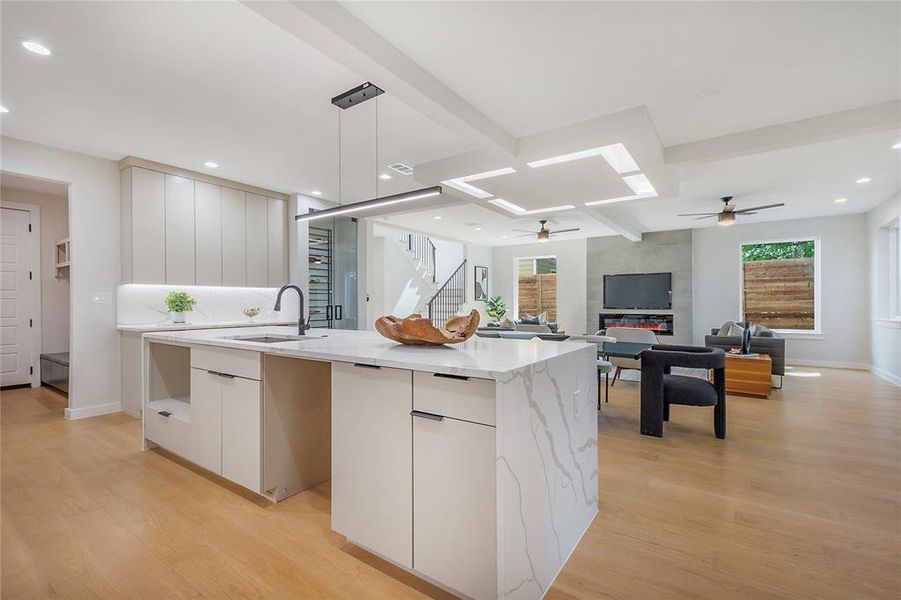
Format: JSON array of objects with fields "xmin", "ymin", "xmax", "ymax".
[{"xmin": 307, "ymin": 217, "xmax": 357, "ymax": 330}]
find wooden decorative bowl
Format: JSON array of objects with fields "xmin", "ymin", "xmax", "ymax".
[{"xmin": 375, "ymin": 309, "xmax": 481, "ymax": 346}]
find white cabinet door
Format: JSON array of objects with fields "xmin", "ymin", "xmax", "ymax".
[
  {"xmin": 221, "ymin": 376, "xmax": 261, "ymax": 492},
  {"xmin": 331, "ymin": 362, "xmax": 413, "ymax": 568},
  {"xmin": 267, "ymin": 197, "xmax": 287, "ymax": 287},
  {"xmin": 194, "ymin": 181, "xmax": 222, "ymax": 286},
  {"xmin": 221, "ymin": 187, "xmax": 246, "ymax": 286},
  {"xmin": 130, "ymin": 167, "xmax": 166, "ymax": 283},
  {"xmin": 413, "ymin": 414, "xmax": 497, "ymax": 600},
  {"xmin": 189, "ymin": 368, "xmax": 222, "ymax": 475},
  {"xmin": 245, "ymin": 193, "xmax": 268, "ymax": 287},
  {"xmin": 165, "ymin": 174, "xmax": 195, "ymax": 284}
]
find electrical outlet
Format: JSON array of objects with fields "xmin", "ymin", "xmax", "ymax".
[{"xmin": 91, "ymin": 291, "xmax": 112, "ymax": 304}]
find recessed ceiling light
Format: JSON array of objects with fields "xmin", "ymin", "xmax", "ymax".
[
  {"xmin": 475, "ymin": 227, "xmax": 482, "ymax": 231},
  {"xmin": 0, "ymin": 106, "xmax": 8, "ymax": 114},
  {"xmin": 892, "ymin": 142, "xmax": 901, "ymax": 150},
  {"xmin": 433, "ymin": 215, "xmax": 442, "ymax": 220},
  {"xmin": 526, "ymin": 142, "xmax": 639, "ymax": 174},
  {"xmin": 22, "ymin": 40, "xmax": 51, "ymax": 56},
  {"xmin": 379, "ymin": 173, "xmax": 392, "ymax": 180},
  {"xmin": 204, "ymin": 161, "xmax": 218, "ymax": 168},
  {"xmin": 834, "ymin": 197, "xmax": 848, "ymax": 203},
  {"xmin": 441, "ymin": 167, "xmax": 516, "ymax": 199},
  {"xmin": 855, "ymin": 177, "xmax": 871, "ymax": 183},
  {"xmin": 501, "ymin": 235, "xmax": 509, "ymax": 239},
  {"xmin": 311, "ymin": 190, "xmax": 322, "ymax": 196}
]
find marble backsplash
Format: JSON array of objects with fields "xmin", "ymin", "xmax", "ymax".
[{"xmin": 117, "ymin": 284, "xmax": 300, "ymax": 327}]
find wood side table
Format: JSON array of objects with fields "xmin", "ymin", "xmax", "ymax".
[{"xmin": 715, "ymin": 353, "xmax": 773, "ymax": 398}]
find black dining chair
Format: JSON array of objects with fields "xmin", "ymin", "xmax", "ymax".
[{"xmin": 639, "ymin": 345, "xmax": 726, "ymax": 439}]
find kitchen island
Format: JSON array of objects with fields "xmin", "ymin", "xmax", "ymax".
[{"xmin": 141, "ymin": 326, "xmax": 598, "ymax": 600}]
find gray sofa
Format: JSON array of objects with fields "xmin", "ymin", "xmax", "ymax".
[{"xmin": 704, "ymin": 328, "xmax": 786, "ymax": 377}]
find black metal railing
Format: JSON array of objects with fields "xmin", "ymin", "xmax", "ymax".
[
  {"xmin": 399, "ymin": 232, "xmax": 436, "ymax": 282},
  {"xmin": 427, "ymin": 260, "xmax": 466, "ymax": 327}
]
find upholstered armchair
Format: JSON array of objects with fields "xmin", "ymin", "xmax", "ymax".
[{"xmin": 639, "ymin": 345, "xmax": 726, "ymax": 439}]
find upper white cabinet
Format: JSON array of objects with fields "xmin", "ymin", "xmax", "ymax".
[
  {"xmin": 165, "ymin": 175, "xmax": 195, "ymax": 285},
  {"xmin": 194, "ymin": 181, "xmax": 222, "ymax": 286},
  {"xmin": 124, "ymin": 167, "xmax": 165, "ymax": 283},
  {"xmin": 120, "ymin": 158, "xmax": 289, "ymax": 287},
  {"xmin": 245, "ymin": 193, "xmax": 269, "ymax": 287},
  {"xmin": 221, "ymin": 187, "xmax": 246, "ymax": 287}
]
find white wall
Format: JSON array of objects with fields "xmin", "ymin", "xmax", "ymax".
[
  {"xmin": 492, "ymin": 238, "xmax": 587, "ymax": 334},
  {"xmin": 431, "ymin": 237, "xmax": 464, "ymax": 283},
  {"xmin": 867, "ymin": 192, "xmax": 901, "ymax": 385},
  {"xmin": 464, "ymin": 242, "xmax": 493, "ymax": 322},
  {"xmin": 692, "ymin": 214, "xmax": 869, "ymax": 368},
  {"xmin": 2, "ymin": 137, "xmax": 121, "ymax": 418},
  {"xmin": 0, "ymin": 187, "xmax": 70, "ymax": 354}
]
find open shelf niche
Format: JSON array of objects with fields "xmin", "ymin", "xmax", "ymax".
[
  {"xmin": 55, "ymin": 237, "xmax": 70, "ymax": 278},
  {"xmin": 146, "ymin": 342, "xmax": 191, "ymax": 421}
]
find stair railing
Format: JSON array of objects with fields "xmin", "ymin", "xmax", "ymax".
[
  {"xmin": 398, "ymin": 232, "xmax": 437, "ymax": 283},
  {"xmin": 427, "ymin": 260, "xmax": 466, "ymax": 327}
]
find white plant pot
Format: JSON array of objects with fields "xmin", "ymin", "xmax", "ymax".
[{"xmin": 172, "ymin": 312, "xmax": 186, "ymax": 324}]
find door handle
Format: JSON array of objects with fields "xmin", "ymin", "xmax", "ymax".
[
  {"xmin": 326, "ymin": 305, "xmax": 333, "ymax": 320},
  {"xmin": 411, "ymin": 410, "xmax": 444, "ymax": 421},
  {"xmin": 158, "ymin": 410, "xmax": 172, "ymax": 418},
  {"xmin": 335, "ymin": 304, "xmax": 343, "ymax": 320},
  {"xmin": 207, "ymin": 370, "xmax": 235, "ymax": 379},
  {"xmin": 433, "ymin": 372, "xmax": 469, "ymax": 381}
]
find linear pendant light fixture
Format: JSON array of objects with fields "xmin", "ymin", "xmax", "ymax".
[
  {"xmin": 297, "ymin": 82, "xmax": 442, "ymax": 223},
  {"xmin": 296, "ymin": 186, "xmax": 442, "ymax": 222}
]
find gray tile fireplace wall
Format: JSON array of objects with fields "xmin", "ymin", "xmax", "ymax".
[{"xmin": 586, "ymin": 230, "xmax": 693, "ymax": 345}]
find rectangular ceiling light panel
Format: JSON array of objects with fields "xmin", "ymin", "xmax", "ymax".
[
  {"xmin": 527, "ymin": 142, "xmax": 639, "ymax": 174},
  {"xmin": 440, "ymin": 167, "xmax": 516, "ymax": 199},
  {"xmin": 489, "ymin": 198, "xmax": 575, "ymax": 216},
  {"xmin": 622, "ymin": 173, "xmax": 656, "ymax": 196}
]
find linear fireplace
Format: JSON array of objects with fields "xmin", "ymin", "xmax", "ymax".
[{"xmin": 599, "ymin": 313, "xmax": 674, "ymax": 336}]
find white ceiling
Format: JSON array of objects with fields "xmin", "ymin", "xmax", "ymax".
[
  {"xmin": 343, "ymin": 1, "xmax": 900, "ymax": 145},
  {"xmin": 0, "ymin": 1, "xmax": 467, "ymax": 199},
  {"xmin": 1, "ymin": 1, "xmax": 899, "ymax": 247}
]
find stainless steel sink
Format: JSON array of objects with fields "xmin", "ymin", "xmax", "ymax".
[{"xmin": 226, "ymin": 334, "xmax": 313, "ymax": 344}]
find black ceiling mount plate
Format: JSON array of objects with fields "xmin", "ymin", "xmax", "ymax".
[{"xmin": 331, "ymin": 82, "xmax": 385, "ymax": 109}]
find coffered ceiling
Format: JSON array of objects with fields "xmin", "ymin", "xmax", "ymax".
[{"xmin": 2, "ymin": 1, "xmax": 899, "ymax": 246}]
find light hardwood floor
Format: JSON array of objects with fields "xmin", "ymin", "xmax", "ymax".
[{"xmin": 2, "ymin": 366, "xmax": 899, "ymax": 599}]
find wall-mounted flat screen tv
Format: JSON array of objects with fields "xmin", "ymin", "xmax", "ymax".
[{"xmin": 603, "ymin": 273, "xmax": 672, "ymax": 309}]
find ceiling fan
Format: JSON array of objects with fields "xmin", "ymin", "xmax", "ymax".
[
  {"xmin": 513, "ymin": 219, "xmax": 580, "ymax": 243},
  {"xmin": 678, "ymin": 196, "xmax": 785, "ymax": 226}
]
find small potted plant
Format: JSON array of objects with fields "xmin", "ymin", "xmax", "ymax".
[
  {"xmin": 486, "ymin": 296, "xmax": 507, "ymax": 324},
  {"xmin": 165, "ymin": 290, "xmax": 197, "ymax": 324}
]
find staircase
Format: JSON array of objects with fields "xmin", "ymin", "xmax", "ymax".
[
  {"xmin": 427, "ymin": 259, "xmax": 466, "ymax": 327},
  {"xmin": 394, "ymin": 233, "xmax": 467, "ymax": 325}
]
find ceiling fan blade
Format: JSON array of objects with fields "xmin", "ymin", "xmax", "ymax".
[
  {"xmin": 692, "ymin": 215, "xmax": 717, "ymax": 221},
  {"xmin": 678, "ymin": 212, "xmax": 718, "ymax": 217},
  {"xmin": 550, "ymin": 228, "xmax": 580, "ymax": 234},
  {"xmin": 512, "ymin": 229, "xmax": 537, "ymax": 233},
  {"xmin": 739, "ymin": 211, "xmax": 758, "ymax": 215},
  {"xmin": 733, "ymin": 203, "xmax": 785, "ymax": 214},
  {"xmin": 515, "ymin": 233, "xmax": 536, "ymax": 238}
]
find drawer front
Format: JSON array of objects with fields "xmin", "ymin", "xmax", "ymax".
[
  {"xmin": 413, "ymin": 371, "xmax": 495, "ymax": 426},
  {"xmin": 191, "ymin": 345, "xmax": 260, "ymax": 380},
  {"xmin": 145, "ymin": 409, "xmax": 191, "ymax": 458}
]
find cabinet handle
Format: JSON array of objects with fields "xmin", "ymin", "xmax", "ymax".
[
  {"xmin": 433, "ymin": 372, "xmax": 469, "ymax": 381},
  {"xmin": 411, "ymin": 410, "xmax": 444, "ymax": 421},
  {"xmin": 207, "ymin": 370, "xmax": 235, "ymax": 379},
  {"xmin": 335, "ymin": 304, "xmax": 343, "ymax": 320},
  {"xmin": 158, "ymin": 410, "xmax": 172, "ymax": 418},
  {"xmin": 353, "ymin": 363, "xmax": 380, "ymax": 369}
]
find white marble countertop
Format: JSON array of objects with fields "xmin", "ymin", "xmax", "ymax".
[
  {"xmin": 117, "ymin": 320, "xmax": 295, "ymax": 333},
  {"xmin": 142, "ymin": 325, "xmax": 593, "ymax": 378}
]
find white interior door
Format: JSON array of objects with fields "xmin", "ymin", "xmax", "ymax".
[{"xmin": 0, "ymin": 207, "xmax": 33, "ymax": 387}]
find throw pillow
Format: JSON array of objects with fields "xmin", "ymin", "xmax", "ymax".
[
  {"xmin": 521, "ymin": 315, "xmax": 540, "ymax": 325},
  {"xmin": 501, "ymin": 318, "xmax": 514, "ymax": 328},
  {"xmin": 537, "ymin": 311, "xmax": 548, "ymax": 325}
]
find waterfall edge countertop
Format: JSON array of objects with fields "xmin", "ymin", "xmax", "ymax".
[{"xmin": 141, "ymin": 325, "xmax": 593, "ymax": 378}]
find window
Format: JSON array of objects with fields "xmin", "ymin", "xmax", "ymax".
[
  {"xmin": 740, "ymin": 239, "xmax": 818, "ymax": 332},
  {"xmin": 880, "ymin": 218, "xmax": 901, "ymax": 321},
  {"xmin": 515, "ymin": 257, "xmax": 557, "ymax": 321}
]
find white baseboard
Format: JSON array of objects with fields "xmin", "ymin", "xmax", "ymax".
[
  {"xmin": 870, "ymin": 365, "xmax": 901, "ymax": 387},
  {"xmin": 785, "ymin": 360, "xmax": 869, "ymax": 370},
  {"xmin": 65, "ymin": 401, "xmax": 122, "ymax": 420}
]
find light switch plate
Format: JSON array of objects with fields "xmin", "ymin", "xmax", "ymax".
[{"xmin": 91, "ymin": 291, "xmax": 112, "ymax": 304}]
